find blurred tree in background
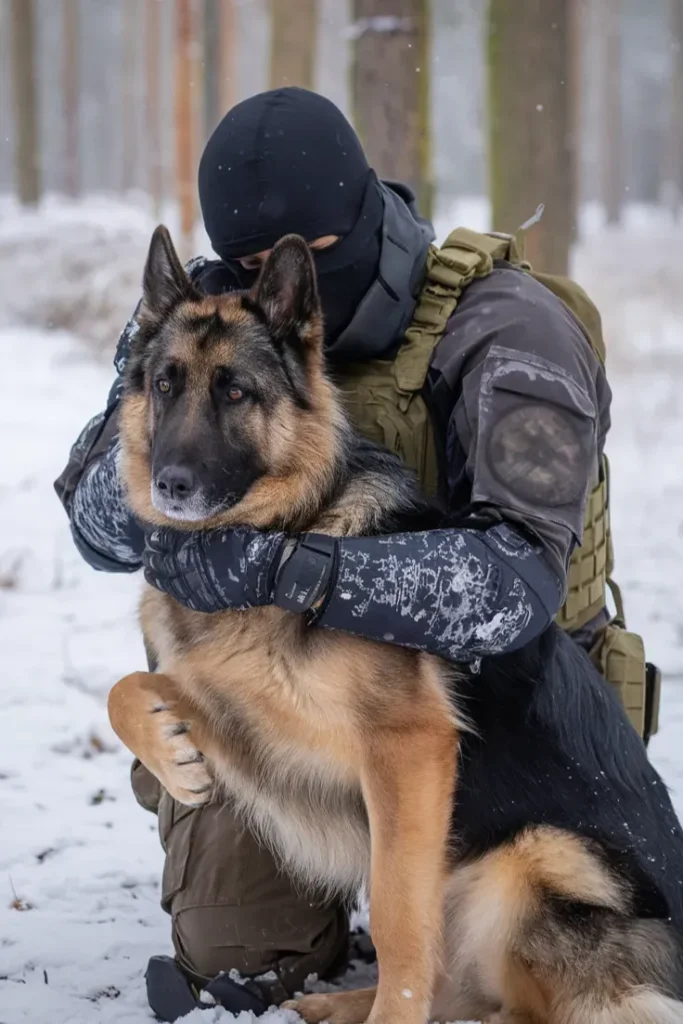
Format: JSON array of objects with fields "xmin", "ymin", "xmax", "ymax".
[
  {"xmin": 204, "ymin": 0, "xmax": 236, "ymax": 135},
  {"xmin": 601, "ymin": 0, "xmax": 623, "ymax": 225},
  {"xmin": 1, "ymin": 0, "xmax": 682, "ymax": 259},
  {"xmin": 270, "ymin": 0, "xmax": 317, "ymax": 90},
  {"xmin": 352, "ymin": 0, "xmax": 432, "ymax": 217},
  {"xmin": 175, "ymin": 0, "xmax": 200, "ymax": 260},
  {"xmin": 488, "ymin": 0, "xmax": 574, "ymax": 275},
  {"xmin": 666, "ymin": 0, "xmax": 683, "ymax": 218},
  {"xmin": 146, "ymin": 0, "xmax": 163, "ymax": 216},
  {"xmin": 62, "ymin": 0, "xmax": 80, "ymax": 198},
  {"xmin": 10, "ymin": 0, "xmax": 40, "ymax": 206}
]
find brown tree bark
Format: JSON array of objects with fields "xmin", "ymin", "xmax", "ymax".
[
  {"xmin": 175, "ymin": 0, "xmax": 197, "ymax": 260},
  {"xmin": 567, "ymin": 0, "xmax": 584, "ymax": 241},
  {"xmin": 146, "ymin": 0, "xmax": 163, "ymax": 216},
  {"xmin": 62, "ymin": 0, "xmax": 80, "ymax": 197},
  {"xmin": 204, "ymin": 0, "xmax": 236, "ymax": 131},
  {"xmin": 10, "ymin": 0, "xmax": 40, "ymax": 206},
  {"xmin": 600, "ymin": 0, "xmax": 623, "ymax": 225},
  {"xmin": 667, "ymin": 0, "xmax": 683, "ymax": 218},
  {"xmin": 219, "ymin": 0, "xmax": 237, "ymax": 116},
  {"xmin": 351, "ymin": 0, "xmax": 432, "ymax": 217},
  {"xmin": 269, "ymin": 0, "xmax": 318, "ymax": 90},
  {"xmin": 121, "ymin": 0, "xmax": 137, "ymax": 192},
  {"xmin": 204, "ymin": 0, "xmax": 222, "ymax": 134},
  {"xmin": 488, "ymin": 0, "xmax": 575, "ymax": 275}
]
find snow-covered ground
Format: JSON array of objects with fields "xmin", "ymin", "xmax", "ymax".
[{"xmin": 1, "ymin": 199, "xmax": 683, "ymax": 1023}]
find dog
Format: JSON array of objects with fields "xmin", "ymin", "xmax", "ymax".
[{"xmin": 108, "ymin": 225, "xmax": 683, "ymax": 1024}]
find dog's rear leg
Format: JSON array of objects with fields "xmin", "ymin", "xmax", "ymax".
[{"xmin": 361, "ymin": 724, "xmax": 457, "ymax": 1024}]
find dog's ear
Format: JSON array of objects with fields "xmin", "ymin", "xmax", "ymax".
[
  {"xmin": 255, "ymin": 235, "xmax": 322, "ymax": 346},
  {"xmin": 141, "ymin": 225, "xmax": 198, "ymax": 320}
]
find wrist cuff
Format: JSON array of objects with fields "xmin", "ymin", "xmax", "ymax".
[{"xmin": 273, "ymin": 533, "xmax": 338, "ymax": 613}]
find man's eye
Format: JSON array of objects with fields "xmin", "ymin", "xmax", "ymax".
[
  {"xmin": 156, "ymin": 378, "xmax": 171, "ymax": 394},
  {"xmin": 227, "ymin": 387, "xmax": 244, "ymax": 402}
]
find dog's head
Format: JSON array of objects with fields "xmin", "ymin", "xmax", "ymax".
[{"xmin": 120, "ymin": 226, "xmax": 346, "ymax": 530}]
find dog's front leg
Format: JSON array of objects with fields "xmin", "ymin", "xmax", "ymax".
[
  {"xmin": 361, "ymin": 724, "xmax": 457, "ymax": 1024},
  {"xmin": 108, "ymin": 671, "xmax": 214, "ymax": 806}
]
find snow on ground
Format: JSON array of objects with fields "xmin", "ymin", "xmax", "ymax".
[{"xmin": 1, "ymin": 200, "xmax": 683, "ymax": 1023}]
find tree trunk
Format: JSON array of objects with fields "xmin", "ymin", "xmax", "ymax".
[
  {"xmin": 175, "ymin": 0, "xmax": 197, "ymax": 260},
  {"xmin": 146, "ymin": 0, "xmax": 163, "ymax": 217},
  {"xmin": 10, "ymin": 0, "xmax": 40, "ymax": 206},
  {"xmin": 488, "ymin": 0, "xmax": 574, "ymax": 275},
  {"xmin": 204, "ymin": 0, "xmax": 236, "ymax": 130},
  {"xmin": 667, "ymin": 0, "xmax": 683, "ymax": 219},
  {"xmin": 269, "ymin": 0, "xmax": 317, "ymax": 89},
  {"xmin": 219, "ymin": 0, "xmax": 237, "ymax": 116},
  {"xmin": 121, "ymin": 0, "xmax": 137, "ymax": 192},
  {"xmin": 351, "ymin": 0, "xmax": 432, "ymax": 217},
  {"xmin": 62, "ymin": 0, "xmax": 80, "ymax": 197},
  {"xmin": 204, "ymin": 0, "xmax": 220, "ymax": 135},
  {"xmin": 601, "ymin": 0, "xmax": 623, "ymax": 225},
  {"xmin": 567, "ymin": 0, "xmax": 584, "ymax": 242}
]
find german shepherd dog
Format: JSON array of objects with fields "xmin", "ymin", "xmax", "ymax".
[{"xmin": 108, "ymin": 226, "xmax": 683, "ymax": 1024}]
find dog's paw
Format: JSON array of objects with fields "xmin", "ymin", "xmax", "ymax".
[
  {"xmin": 145, "ymin": 703, "xmax": 213, "ymax": 807},
  {"xmin": 282, "ymin": 995, "xmax": 340, "ymax": 1024},
  {"xmin": 282, "ymin": 991, "xmax": 374, "ymax": 1024}
]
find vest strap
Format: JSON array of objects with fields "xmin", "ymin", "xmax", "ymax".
[{"xmin": 393, "ymin": 228, "xmax": 508, "ymax": 394}]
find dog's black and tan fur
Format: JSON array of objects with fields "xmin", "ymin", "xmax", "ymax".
[{"xmin": 108, "ymin": 226, "xmax": 683, "ymax": 1024}]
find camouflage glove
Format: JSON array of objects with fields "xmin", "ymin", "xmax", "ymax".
[{"xmin": 142, "ymin": 526, "xmax": 338, "ymax": 615}]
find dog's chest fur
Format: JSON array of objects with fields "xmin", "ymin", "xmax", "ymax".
[
  {"xmin": 136, "ymin": 440, "xmax": 454, "ymax": 895},
  {"xmin": 139, "ymin": 492, "xmax": 447, "ymax": 896}
]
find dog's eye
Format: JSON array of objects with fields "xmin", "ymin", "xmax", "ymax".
[
  {"xmin": 156, "ymin": 378, "xmax": 171, "ymax": 394},
  {"xmin": 227, "ymin": 387, "xmax": 244, "ymax": 402}
]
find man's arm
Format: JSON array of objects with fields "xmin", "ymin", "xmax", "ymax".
[
  {"xmin": 141, "ymin": 266, "xmax": 606, "ymax": 663},
  {"xmin": 54, "ymin": 304, "xmax": 145, "ymax": 572},
  {"xmin": 308, "ymin": 267, "xmax": 607, "ymax": 658}
]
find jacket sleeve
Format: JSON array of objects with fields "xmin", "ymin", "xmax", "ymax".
[
  {"xmin": 431, "ymin": 264, "xmax": 611, "ymax": 588},
  {"xmin": 314, "ymin": 521, "xmax": 562, "ymax": 663},
  {"xmin": 54, "ymin": 307, "xmax": 145, "ymax": 572},
  {"xmin": 314, "ymin": 268, "xmax": 608, "ymax": 662}
]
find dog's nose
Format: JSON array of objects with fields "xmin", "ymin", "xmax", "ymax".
[{"xmin": 156, "ymin": 465, "xmax": 196, "ymax": 502}]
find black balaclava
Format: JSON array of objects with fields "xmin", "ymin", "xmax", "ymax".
[{"xmin": 198, "ymin": 87, "xmax": 434, "ymax": 359}]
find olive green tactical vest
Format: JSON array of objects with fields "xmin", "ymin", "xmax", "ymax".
[{"xmin": 335, "ymin": 227, "xmax": 656, "ymax": 739}]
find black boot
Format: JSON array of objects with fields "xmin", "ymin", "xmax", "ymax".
[{"xmin": 145, "ymin": 956, "xmax": 268, "ymax": 1022}]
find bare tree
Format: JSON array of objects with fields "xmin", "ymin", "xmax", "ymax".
[
  {"xmin": 176, "ymin": 0, "xmax": 198, "ymax": 259},
  {"xmin": 666, "ymin": 0, "xmax": 683, "ymax": 218},
  {"xmin": 567, "ymin": 0, "xmax": 585, "ymax": 240},
  {"xmin": 146, "ymin": 0, "xmax": 163, "ymax": 216},
  {"xmin": 62, "ymin": 0, "xmax": 80, "ymax": 197},
  {"xmin": 10, "ymin": 0, "xmax": 40, "ymax": 205},
  {"xmin": 121, "ymin": 0, "xmax": 137, "ymax": 192},
  {"xmin": 205, "ymin": 0, "xmax": 237, "ymax": 131},
  {"xmin": 219, "ymin": 0, "xmax": 237, "ymax": 116},
  {"xmin": 269, "ymin": 0, "xmax": 318, "ymax": 89},
  {"xmin": 488, "ymin": 0, "xmax": 575, "ymax": 274},
  {"xmin": 600, "ymin": 0, "xmax": 623, "ymax": 225},
  {"xmin": 351, "ymin": 0, "xmax": 432, "ymax": 216}
]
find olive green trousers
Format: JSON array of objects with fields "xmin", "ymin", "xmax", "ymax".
[{"xmin": 131, "ymin": 760, "xmax": 349, "ymax": 997}]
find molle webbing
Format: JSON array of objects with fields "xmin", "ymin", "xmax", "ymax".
[
  {"xmin": 337, "ymin": 225, "xmax": 654, "ymax": 736},
  {"xmin": 337, "ymin": 225, "xmax": 613, "ymax": 632}
]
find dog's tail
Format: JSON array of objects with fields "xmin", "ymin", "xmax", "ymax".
[
  {"xmin": 560, "ymin": 989, "xmax": 683, "ymax": 1024},
  {"xmin": 452, "ymin": 826, "xmax": 683, "ymax": 1023}
]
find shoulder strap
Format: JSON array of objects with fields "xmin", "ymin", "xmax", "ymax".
[{"xmin": 393, "ymin": 228, "xmax": 509, "ymax": 393}]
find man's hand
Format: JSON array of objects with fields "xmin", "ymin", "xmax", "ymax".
[{"xmin": 142, "ymin": 526, "xmax": 338, "ymax": 615}]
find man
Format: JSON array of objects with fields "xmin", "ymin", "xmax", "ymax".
[{"xmin": 56, "ymin": 88, "xmax": 612, "ymax": 1020}]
